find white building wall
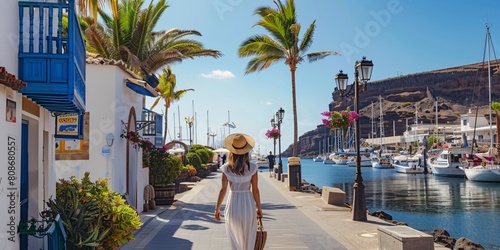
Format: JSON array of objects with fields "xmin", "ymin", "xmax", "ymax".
[
  {"xmin": 0, "ymin": 88, "xmax": 22, "ymax": 249},
  {"xmin": 55, "ymin": 64, "xmax": 149, "ymax": 212},
  {"xmin": 0, "ymin": 1, "xmax": 22, "ymax": 249}
]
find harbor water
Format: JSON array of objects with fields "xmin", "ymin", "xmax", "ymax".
[{"xmin": 277, "ymin": 158, "xmax": 500, "ymax": 249}]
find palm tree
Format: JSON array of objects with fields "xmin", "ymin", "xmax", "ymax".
[
  {"xmin": 150, "ymin": 66, "xmax": 193, "ymax": 144},
  {"xmin": 238, "ymin": 0, "xmax": 339, "ymax": 156},
  {"xmin": 492, "ymin": 101, "xmax": 500, "ymax": 158},
  {"xmin": 83, "ymin": 0, "xmax": 221, "ymax": 76},
  {"xmin": 77, "ymin": 0, "xmax": 118, "ymax": 23}
]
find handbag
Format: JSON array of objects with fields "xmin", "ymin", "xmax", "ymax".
[{"xmin": 254, "ymin": 217, "xmax": 267, "ymax": 250}]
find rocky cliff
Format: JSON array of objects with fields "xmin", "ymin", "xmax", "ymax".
[{"xmin": 283, "ymin": 60, "xmax": 500, "ymax": 158}]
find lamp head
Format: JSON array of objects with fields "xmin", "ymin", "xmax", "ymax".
[
  {"xmin": 106, "ymin": 133, "xmax": 115, "ymax": 147},
  {"xmin": 278, "ymin": 107, "xmax": 285, "ymax": 121},
  {"xmin": 335, "ymin": 70, "xmax": 349, "ymax": 91},
  {"xmin": 271, "ymin": 118, "xmax": 276, "ymax": 127},
  {"xmin": 356, "ymin": 56, "xmax": 374, "ymax": 82}
]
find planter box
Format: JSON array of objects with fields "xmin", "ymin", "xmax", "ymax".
[{"xmin": 154, "ymin": 184, "xmax": 175, "ymax": 205}]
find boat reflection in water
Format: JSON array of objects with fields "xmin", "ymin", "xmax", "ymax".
[{"xmin": 283, "ymin": 158, "xmax": 500, "ymax": 249}]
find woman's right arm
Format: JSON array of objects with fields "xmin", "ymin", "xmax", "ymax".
[{"xmin": 214, "ymin": 173, "xmax": 228, "ymax": 221}]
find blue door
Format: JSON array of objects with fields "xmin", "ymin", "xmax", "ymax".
[{"xmin": 20, "ymin": 120, "xmax": 29, "ymax": 249}]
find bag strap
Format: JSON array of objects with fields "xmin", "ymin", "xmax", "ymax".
[{"xmin": 257, "ymin": 218, "xmax": 264, "ymax": 231}]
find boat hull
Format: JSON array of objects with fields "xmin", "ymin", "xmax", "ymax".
[
  {"xmin": 313, "ymin": 156, "xmax": 323, "ymax": 162},
  {"xmin": 464, "ymin": 167, "xmax": 500, "ymax": 182},
  {"xmin": 323, "ymin": 159, "xmax": 334, "ymax": 164},
  {"xmin": 393, "ymin": 161, "xmax": 425, "ymax": 174}
]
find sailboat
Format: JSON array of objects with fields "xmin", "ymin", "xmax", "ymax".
[
  {"xmin": 463, "ymin": 25, "xmax": 500, "ymax": 182},
  {"xmin": 372, "ymin": 96, "xmax": 393, "ymax": 169},
  {"xmin": 313, "ymin": 140, "xmax": 324, "ymax": 162}
]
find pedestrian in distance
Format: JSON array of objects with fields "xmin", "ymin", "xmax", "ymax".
[
  {"xmin": 267, "ymin": 151, "xmax": 275, "ymax": 177},
  {"xmin": 222, "ymin": 153, "xmax": 227, "ymax": 164},
  {"xmin": 214, "ymin": 133, "xmax": 263, "ymax": 250}
]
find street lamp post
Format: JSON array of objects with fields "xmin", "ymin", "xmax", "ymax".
[
  {"xmin": 185, "ymin": 117, "xmax": 194, "ymax": 147},
  {"xmin": 276, "ymin": 107, "xmax": 285, "ymax": 181},
  {"xmin": 335, "ymin": 57, "xmax": 374, "ymax": 221},
  {"xmin": 208, "ymin": 132, "xmax": 217, "ymax": 148}
]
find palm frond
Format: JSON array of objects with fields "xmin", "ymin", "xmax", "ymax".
[
  {"xmin": 85, "ymin": 24, "xmax": 114, "ymax": 58},
  {"xmin": 299, "ymin": 21, "xmax": 315, "ymax": 52},
  {"xmin": 150, "ymin": 97, "xmax": 162, "ymax": 110},
  {"xmin": 306, "ymin": 51, "xmax": 341, "ymax": 62}
]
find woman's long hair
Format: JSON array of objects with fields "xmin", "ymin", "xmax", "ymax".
[{"xmin": 228, "ymin": 152, "xmax": 251, "ymax": 175}]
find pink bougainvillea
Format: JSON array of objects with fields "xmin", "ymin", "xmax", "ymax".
[{"xmin": 321, "ymin": 108, "xmax": 360, "ymax": 130}]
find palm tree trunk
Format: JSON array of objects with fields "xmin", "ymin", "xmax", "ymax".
[
  {"xmin": 291, "ymin": 67, "xmax": 298, "ymax": 157},
  {"xmin": 163, "ymin": 105, "xmax": 169, "ymax": 145}
]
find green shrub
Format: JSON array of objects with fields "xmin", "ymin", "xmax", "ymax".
[
  {"xmin": 186, "ymin": 152, "xmax": 202, "ymax": 169},
  {"xmin": 195, "ymin": 149, "xmax": 210, "ymax": 163},
  {"xmin": 164, "ymin": 156, "xmax": 183, "ymax": 185},
  {"xmin": 402, "ymin": 102, "xmax": 412, "ymax": 108},
  {"xmin": 189, "ymin": 144, "xmax": 214, "ymax": 164},
  {"xmin": 43, "ymin": 172, "xmax": 142, "ymax": 249}
]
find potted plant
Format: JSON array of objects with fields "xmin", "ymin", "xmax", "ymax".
[
  {"xmin": 147, "ymin": 148, "xmax": 183, "ymax": 205},
  {"xmin": 42, "ymin": 172, "xmax": 141, "ymax": 249}
]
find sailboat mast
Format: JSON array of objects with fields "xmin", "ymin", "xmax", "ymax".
[
  {"xmin": 487, "ymin": 26, "xmax": 494, "ymax": 150},
  {"xmin": 379, "ymin": 95, "xmax": 383, "ymax": 147},
  {"xmin": 371, "ymin": 102, "xmax": 374, "ymax": 141},
  {"xmin": 435, "ymin": 97, "xmax": 438, "ymax": 138}
]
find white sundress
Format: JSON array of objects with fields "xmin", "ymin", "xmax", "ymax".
[{"xmin": 221, "ymin": 162, "xmax": 258, "ymax": 250}]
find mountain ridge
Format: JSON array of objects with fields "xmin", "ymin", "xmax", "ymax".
[{"xmin": 283, "ymin": 59, "xmax": 500, "ymax": 158}]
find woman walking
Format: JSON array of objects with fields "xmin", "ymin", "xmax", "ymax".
[{"xmin": 214, "ymin": 133, "xmax": 263, "ymax": 250}]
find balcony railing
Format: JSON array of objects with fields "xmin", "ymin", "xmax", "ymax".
[
  {"xmin": 18, "ymin": 0, "xmax": 85, "ymax": 114},
  {"xmin": 142, "ymin": 108, "xmax": 163, "ymax": 147}
]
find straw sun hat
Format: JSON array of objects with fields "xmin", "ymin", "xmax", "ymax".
[{"xmin": 224, "ymin": 133, "xmax": 255, "ymax": 155}]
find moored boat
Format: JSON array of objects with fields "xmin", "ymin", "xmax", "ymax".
[
  {"xmin": 393, "ymin": 155, "xmax": 425, "ymax": 174},
  {"xmin": 427, "ymin": 147, "xmax": 469, "ymax": 177},
  {"xmin": 347, "ymin": 154, "xmax": 372, "ymax": 167},
  {"xmin": 462, "ymin": 151, "xmax": 500, "ymax": 182},
  {"xmin": 313, "ymin": 155, "xmax": 324, "ymax": 162},
  {"xmin": 330, "ymin": 152, "xmax": 350, "ymax": 165},
  {"xmin": 371, "ymin": 153, "xmax": 393, "ymax": 169}
]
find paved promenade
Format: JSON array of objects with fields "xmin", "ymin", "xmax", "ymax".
[{"xmin": 120, "ymin": 169, "xmax": 443, "ymax": 250}]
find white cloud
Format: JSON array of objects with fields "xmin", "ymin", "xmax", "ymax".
[
  {"xmin": 265, "ymin": 101, "xmax": 273, "ymax": 105},
  {"xmin": 201, "ymin": 70, "xmax": 235, "ymax": 79}
]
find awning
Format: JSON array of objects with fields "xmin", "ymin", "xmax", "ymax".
[{"xmin": 126, "ymin": 78, "xmax": 158, "ymax": 97}]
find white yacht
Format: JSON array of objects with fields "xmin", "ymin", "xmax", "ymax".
[
  {"xmin": 393, "ymin": 155, "xmax": 425, "ymax": 174},
  {"xmin": 463, "ymin": 150, "xmax": 500, "ymax": 182},
  {"xmin": 427, "ymin": 147, "xmax": 468, "ymax": 177},
  {"xmin": 371, "ymin": 153, "xmax": 393, "ymax": 169}
]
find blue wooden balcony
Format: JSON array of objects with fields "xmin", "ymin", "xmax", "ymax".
[
  {"xmin": 18, "ymin": 0, "xmax": 85, "ymax": 114},
  {"xmin": 141, "ymin": 108, "xmax": 163, "ymax": 147}
]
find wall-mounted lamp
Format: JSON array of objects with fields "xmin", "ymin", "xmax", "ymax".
[{"xmin": 106, "ymin": 133, "xmax": 115, "ymax": 147}]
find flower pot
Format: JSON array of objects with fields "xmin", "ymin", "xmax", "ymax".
[
  {"xmin": 149, "ymin": 200, "xmax": 156, "ymax": 210},
  {"xmin": 154, "ymin": 184, "xmax": 175, "ymax": 205}
]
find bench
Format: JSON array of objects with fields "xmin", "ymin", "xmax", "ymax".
[
  {"xmin": 378, "ymin": 226, "xmax": 434, "ymax": 250},
  {"xmin": 321, "ymin": 187, "xmax": 346, "ymax": 206}
]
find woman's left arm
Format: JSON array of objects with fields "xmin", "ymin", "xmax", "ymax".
[{"xmin": 251, "ymin": 172, "xmax": 263, "ymax": 218}]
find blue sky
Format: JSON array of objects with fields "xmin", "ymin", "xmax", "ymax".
[{"xmin": 143, "ymin": 0, "xmax": 500, "ymax": 155}]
